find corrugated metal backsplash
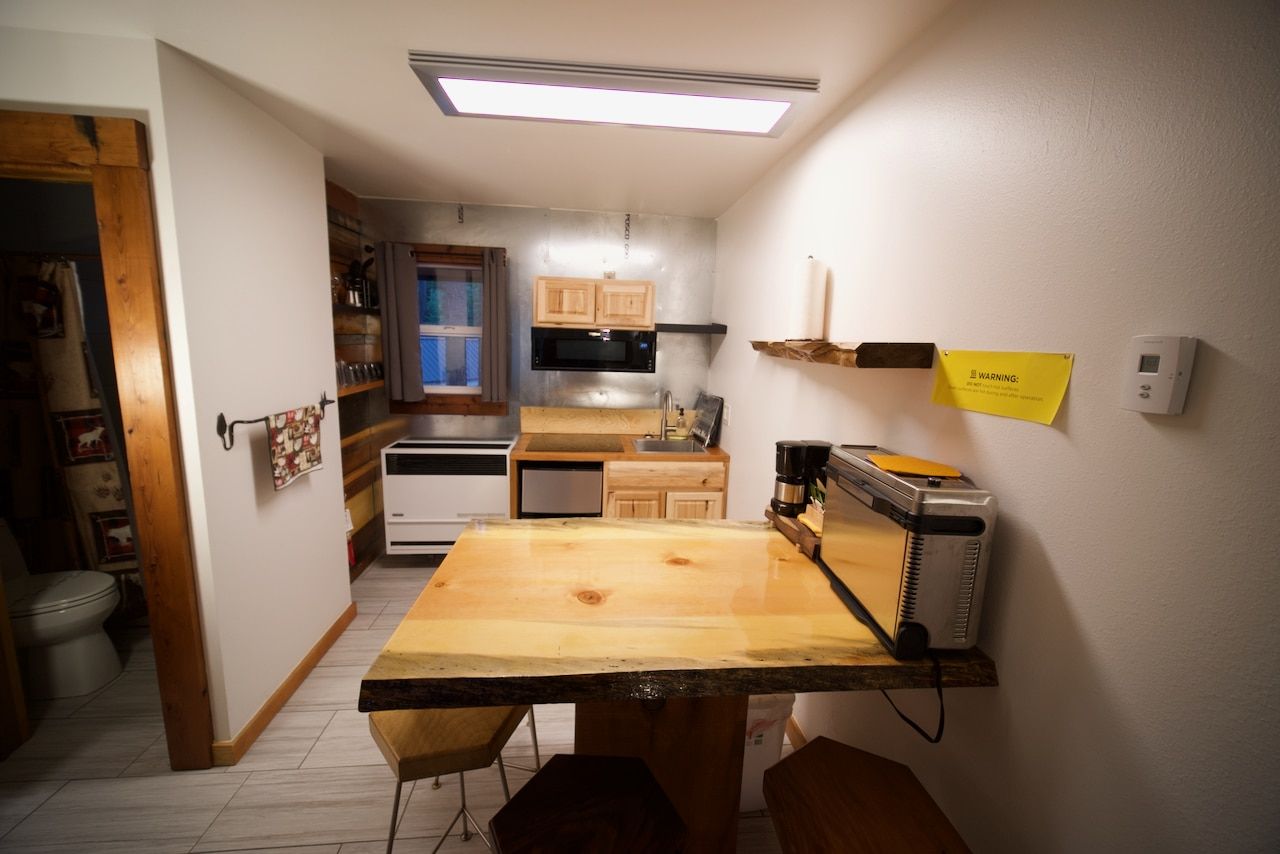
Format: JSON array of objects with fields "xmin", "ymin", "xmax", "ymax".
[{"xmin": 360, "ymin": 200, "xmax": 718, "ymax": 438}]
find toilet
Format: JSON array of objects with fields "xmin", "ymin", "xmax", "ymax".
[{"xmin": 1, "ymin": 520, "xmax": 122, "ymax": 699}]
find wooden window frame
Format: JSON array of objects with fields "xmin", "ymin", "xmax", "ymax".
[{"xmin": 390, "ymin": 243, "xmax": 508, "ymax": 417}]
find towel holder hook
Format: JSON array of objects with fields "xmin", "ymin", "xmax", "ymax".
[{"xmin": 216, "ymin": 391, "xmax": 334, "ymax": 451}]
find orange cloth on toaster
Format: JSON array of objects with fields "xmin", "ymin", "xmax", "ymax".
[{"xmin": 866, "ymin": 454, "xmax": 962, "ymax": 479}]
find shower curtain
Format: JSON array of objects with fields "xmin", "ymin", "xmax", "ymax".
[{"xmin": 29, "ymin": 260, "xmax": 139, "ymax": 574}]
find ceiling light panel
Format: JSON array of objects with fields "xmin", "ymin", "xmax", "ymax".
[{"xmin": 409, "ymin": 51, "xmax": 819, "ymax": 137}]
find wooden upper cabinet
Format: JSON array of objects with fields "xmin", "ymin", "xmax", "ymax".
[
  {"xmin": 534, "ymin": 277, "xmax": 596, "ymax": 326},
  {"xmin": 597, "ymin": 280, "xmax": 654, "ymax": 329},
  {"xmin": 534, "ymin": 276, "xmax": 654, "ymax": 330}
]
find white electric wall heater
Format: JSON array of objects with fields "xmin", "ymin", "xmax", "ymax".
[{"xmin": 381, "ymin": 438, "xmax": 514, "ymax": 555}]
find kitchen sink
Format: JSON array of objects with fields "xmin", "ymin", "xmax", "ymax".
[{"xmin": 633, "ymin": 438, "xmax": 707, "ymax": 453}]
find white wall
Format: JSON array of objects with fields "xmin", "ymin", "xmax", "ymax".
[
  {"xmin": 0, "ymin": 25, "xmax": 351, "ymax": 742},
  {"xmin": 154, "ymin": 43, "xmax": 350, "ymax": 739},
  {"xmin": 709, "ymin": 0, "xmax": 1280, "ymax": 850}
]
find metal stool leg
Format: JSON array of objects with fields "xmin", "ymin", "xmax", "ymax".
[
  {"xmin": 528, "ymin": 707, "xmax": 541, "ymax": 770},
  {"xmin": 459, "ymin": 772, "xmax": 471, "ymax": 842},
  {"xmin": 504, "ymin": 707, "xmax": 542, "ymax": 774},
  {"xmin": 497, "ymin": 754, "xmax": 511, "ymax": 801},
  {"xmin": 429, "ymin": 772, "xmax": 492, "ymax": 854},
  {"xmin": 432, "ymin": 775, "xmax": 441, "ymax": 790},
  {"xmin": 386, "ymin": 779, "xmax": 402, "ymax": 854}
]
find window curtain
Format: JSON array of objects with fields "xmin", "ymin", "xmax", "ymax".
[
  {"xmin": 377, "ymin": 242, "xmax": 424, "ymax": 402},
  {"xmin": 480, "ymin": 248, "xmax": 509, "ymax": 403}
]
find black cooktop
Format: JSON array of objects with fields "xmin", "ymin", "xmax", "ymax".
[{"xmin": 525, "ymin": 433, "xmax": 623, "ymax": 453}]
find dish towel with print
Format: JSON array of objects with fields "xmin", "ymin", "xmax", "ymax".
[{"xmin": 267, "ymin": 405, "xmax": 323, "ymax": 490}]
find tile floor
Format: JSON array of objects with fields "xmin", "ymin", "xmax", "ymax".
[{"xmin": 0, "ymin": 556, "xmax": 784, "ymax": 853}]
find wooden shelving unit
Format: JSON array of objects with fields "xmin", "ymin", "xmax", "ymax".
[
  {"xmin": 750, "ymin": 340, "xmax": 935, "ymax": 369},
  {"xmin": 338, "ymin": 380, "xmax": 384, "ymax": 398},
  {"xmin": 333, "ymin": 304, "xmax": 380, "ymax": 319},
  {"xmin": 327, "ymin": 180, "xmax": 393, "ymax": 582}
]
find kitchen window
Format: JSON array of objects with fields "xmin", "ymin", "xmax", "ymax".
[
  {"xmin": 418, "ymin": 263, "xmax": 482, "ymax": 394},
  {"xmin": 382, "ymin": 243, "xmax": 509, "ymax": 416}
]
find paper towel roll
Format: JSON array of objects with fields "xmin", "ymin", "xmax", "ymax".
[{"xmin": 784, "ymin": 256, "xmax": 828, "ymax": 340}]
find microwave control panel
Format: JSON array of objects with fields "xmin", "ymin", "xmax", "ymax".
[{"xmin": 1120, "ymin": 334, "xmax": 1197, "ymax": 415}]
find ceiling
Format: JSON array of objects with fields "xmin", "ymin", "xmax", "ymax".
[{"xmin": 1, "ymin": 0, "xmax": 952, "ymax": 218}]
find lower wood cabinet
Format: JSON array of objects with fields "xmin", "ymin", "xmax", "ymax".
[
  {"xmin": 603, "ymin": 460, "xmax": 727, "ymax": 520},
  {"xmin": 606, "ymin": 490, "xmax": 663, "ymax": 519},
  {"xmin": 664, "ymin": 491, "xmax": 724, "ymax": 520}
]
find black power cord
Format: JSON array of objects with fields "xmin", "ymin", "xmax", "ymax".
[{"xmin": 879, "ymin": 653, "xmax": 946, "ymax": 743}]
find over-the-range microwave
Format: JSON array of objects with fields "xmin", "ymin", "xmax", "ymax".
[{"xmin": 531, "ymin": 327, "xmax": 655, "ymax": 373}]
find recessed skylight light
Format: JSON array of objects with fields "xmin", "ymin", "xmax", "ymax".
[
  {"xmin": 437, "ymin": 78, "xmax": 792, "ymax": 134},
  {"xmin": 409, "ymin": 52, "xmax": 819, "ymax": 137}
]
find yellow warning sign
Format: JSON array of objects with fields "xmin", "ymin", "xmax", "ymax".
[{"xmin": 931, "ymin": 350, "xmax": 1074, "ymax": 425}]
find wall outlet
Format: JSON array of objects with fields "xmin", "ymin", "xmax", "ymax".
[{"xmin": 723, "ymin": 403, "xmax": 732, "ymax": 427}]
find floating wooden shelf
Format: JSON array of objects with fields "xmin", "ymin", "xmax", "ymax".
[
  {"xmin": 332, "ymin": 303, "xmax": 379, "ymax": 318},
  {"xmin": 340, "ymin": 416, "xmax": 409, "ymax": 449},
  {"xmin": 655, "ymin": 322, "xmax": 728, "ymax": 334},
  {"xmin": 338, "ymin": 379, "xmax": 384, "ymax": 398},
  {"xmin": 750, "ymin": 340, "xmax": 934, "ymax": 369}
]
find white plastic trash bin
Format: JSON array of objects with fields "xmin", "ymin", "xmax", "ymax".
[{"xmin": 739, "ymin": 693, "xmax": 795, "ymax": 811}]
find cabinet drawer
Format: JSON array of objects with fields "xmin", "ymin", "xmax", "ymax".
[{"xmin": 605, "ymin": 460, "xmax": 726, "ymax": 491}]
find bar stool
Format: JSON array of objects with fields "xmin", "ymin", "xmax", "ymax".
[
  {"xmin": 489, "ymin": 753, "xmax": 687, "ymax": 853},
  {"xmin": 368, "ymin": 705, "xmax": 540, "ymax": 854}
]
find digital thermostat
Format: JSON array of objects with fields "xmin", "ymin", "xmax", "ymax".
[{"xmin": 1121, "ymin": 335, "xmax": 1197, "ymax": 414}]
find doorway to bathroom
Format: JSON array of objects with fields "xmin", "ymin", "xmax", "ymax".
[
  {"xmin": 0, "ymin": 110, "xmax": 212, "ymax": 770},
  {"xmin": 0, "ymin": 175, "xmax": 152, "ymax": 719}
]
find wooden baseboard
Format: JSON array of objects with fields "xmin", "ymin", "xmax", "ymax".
[
  {"xmin": 211, "ymin": 601, "xmax": 357, "ymax": 765},
  {"xmin": 785, "ymin": 714, "xmax": 808, "ymax": 750}
]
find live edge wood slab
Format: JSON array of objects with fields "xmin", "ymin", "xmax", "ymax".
[
  {"xmin": 358, "ymin": 518, "xmax": 996, "ymax": 710},
  {"xmin": 359, "ymin": 518, "xmax": 996, "ymax": 853}
]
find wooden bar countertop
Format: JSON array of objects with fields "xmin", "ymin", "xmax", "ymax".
[{"xmin": 359, "ymin": 518, "xmax": 996, "ymax": 712}]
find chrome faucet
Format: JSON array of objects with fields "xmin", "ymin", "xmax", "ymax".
[{"xmin": 659, "ymin": 390, "xmax": 675, "ymax": 439}]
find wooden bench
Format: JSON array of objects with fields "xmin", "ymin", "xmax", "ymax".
[
  {"xmin": 763, "ymin": 736, "xmax": 970, "ymax": 853},
  {"xmin": 489, "ymin": 753, "xmax": 686, "ymax": 853}
]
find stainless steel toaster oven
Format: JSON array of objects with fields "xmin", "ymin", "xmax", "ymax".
[{"xmin": 817, "ymin": 445, "xmax": 997, "ymax": 659}]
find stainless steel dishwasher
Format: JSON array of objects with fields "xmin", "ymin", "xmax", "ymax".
[{"xmin": 517, "ymin": 461, "xmax": 604, "ymax": 518}]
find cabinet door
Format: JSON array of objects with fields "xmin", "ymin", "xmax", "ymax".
[
  {"xmin": 595, "ymin": 280, "xmax": 654, "ymax": 329},
  {"xmin": 535, "ymin": 277, "xmax": 596, "ymax": 326},
  {"xmin": 606, "ymin": 490, "xmax": 663, "ymax": 519},
  {"xmin": 664, "ymin": 491, "xmax": 724, "ymax": 520}
]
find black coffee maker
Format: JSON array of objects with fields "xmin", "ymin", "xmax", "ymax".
[
  {"xmin": 770, "ymin": 441, "xmax": 807, "ymax": 517},
  {"xmin": 770, "ymin": 440, "xmax": 832, "ymax": 517}
]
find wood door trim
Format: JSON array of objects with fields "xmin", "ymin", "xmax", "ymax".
[
  {"xmin": 0, "ymin": 112, "xmax": 148, "ymax": 169},
  {"xmin": 1, "ymin": 109, "xmax": 214, "ymax": 769}
]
